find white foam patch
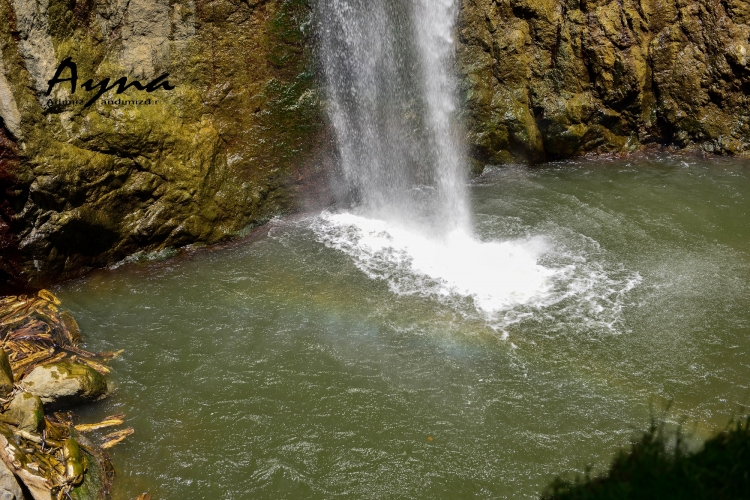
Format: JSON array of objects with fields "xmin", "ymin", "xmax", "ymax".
[
  {"xmin": 313, "ymin": 211, "xmax": 563, "ymax": 315},
  {"xmin": 311, "ymin": 211, "xmax": 643, "ymax": 336}
]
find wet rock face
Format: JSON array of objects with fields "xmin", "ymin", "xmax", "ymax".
[
  {"xmin": 457, "ymin": 0, "xmax": 750, "ymax": 168},
  {"xmin": 4, "ymin": 0, "xmax": 748, "ymax": 287},
  {"xmin": 0, "ymin": 0, "xmax": 324, "ymax": 288}
]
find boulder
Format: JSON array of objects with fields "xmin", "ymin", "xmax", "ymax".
[
  {"xmin": 21, "ymin": 362, "xmax": 106, "ymax": 407},
  {"xmin": 0, "ymin": 351, "xmax": 13, "ymax": 397},
  {"xmin": 4, "ymin": 392, "xmax": 44, "ymax": 433}
]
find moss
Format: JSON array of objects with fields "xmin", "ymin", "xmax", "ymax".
[
  {"xmin": 3, "ymin": 392, "xmax": 44, "ymax": 432},
  {"xmin": 52, "ymin": 362, "xmax": 107, "ymax": 398},
  {"xmin": 0, "ymin": 0, "xmax": 323, "ymax": 288},
  {"xmin": 21, "ymin": 393, "xmax": 44, "ymax": 429},
  {"xmin": 69, "ymin": 446, "xmax": 108, "ymax": 500}
]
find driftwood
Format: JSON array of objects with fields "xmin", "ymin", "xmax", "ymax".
[
  {"xmin": 75, "ymin": 418, "xmax": 125, "ymax": 433},
  {"xmin": 0, "ymin": 290, "xmax": 131, "ymax": 498},
  {"xmin": 101, "ymin": 428, "xmax": 135, "ymax": 449}
]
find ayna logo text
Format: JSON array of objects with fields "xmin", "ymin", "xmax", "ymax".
[{"xmin": 46, "ymin": 57, "xmax": 175, "ymax": 109}]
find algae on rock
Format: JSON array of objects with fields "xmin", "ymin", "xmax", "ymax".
[
  {"xmin": 4, "ymin": 392, "xmax": 45, "ymax": 433},
  {"xmin": 457, "ymin": 0, "xmax": 750, "ymax": 168},
  {"xmin": 0, "ymin": 0, "xmax": 324, "ymax": 288},
  {"xmin": 22, "ymin": 361, "xmax": 107, "ymax": 406}
]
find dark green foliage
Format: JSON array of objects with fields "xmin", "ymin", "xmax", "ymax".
[{"xmin": 542, "ymin": 418, "xmax": 750, "ymax": 500}]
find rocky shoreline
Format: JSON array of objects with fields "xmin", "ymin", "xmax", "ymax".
[{"xmin": 0, "ymin": 290, "xmax": 132, "ymax": 500}]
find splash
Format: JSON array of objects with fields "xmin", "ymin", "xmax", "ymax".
[
  {"xmin": 314, "ymin": 212, "xmax": 557, "ymax": 314},
  {"xmin": 312, "ymin": 211, "xmax": 641, "ymax": 334},
  {"xmin": 314, "ymin": 1, "xmax": 640, "ymax": 331}
]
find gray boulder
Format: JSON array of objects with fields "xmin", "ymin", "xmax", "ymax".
[{"xmin": 0, "ymin": 458, "xmax": 22, "ymax": 500}]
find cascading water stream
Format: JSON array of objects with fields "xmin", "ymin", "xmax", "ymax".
[
  {"xmin": 313, "ymin": 0, "xmax": 639, "ymax": 327},
  {"xmin": 316, "ymin": 0, "xmax": 469, "ymax": 233}
]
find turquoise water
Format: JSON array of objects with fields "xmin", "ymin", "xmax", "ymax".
[{"xmin": 55, "ymin": 154, "xmax": 750, "ymax": 499}]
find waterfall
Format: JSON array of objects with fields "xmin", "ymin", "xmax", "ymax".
[
  {"xmin": 316, "ymin": 0, "xmax": 469, "ymax": 234},
  {"xmin": 313, "ymin": 0, "xmax": 564, "ymax": 321}
]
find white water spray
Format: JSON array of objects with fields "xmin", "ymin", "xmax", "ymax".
[
  {"xmin": 314, "ymin": 1, "xmax": 637, "ymax": 325},
  {"xmin": 316, "ymin": 0, "xmax": 468, "ymax": 232}
]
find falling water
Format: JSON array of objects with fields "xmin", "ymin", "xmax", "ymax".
[
  {"xmin": 313, "ymin": 0, "xmax": 567, "ymax": 319},
  {"xmin": 313, "ymin": 0, "xmax": 639, "ymax": 322},
  {"xmin": 316, "ymin": 0, "xmax": 469, "ymax": 233}
]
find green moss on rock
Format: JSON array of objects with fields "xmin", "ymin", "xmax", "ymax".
[
  {"xmin": 0, "ymin": 0, "xmax": 323, "ymax": 288},
  {"xmin": 21, "ymin": 362, "xmax": 107, "ymax": 407},
  {"xmin": 68, "ymin": 439, "xmax": 112, "ymax": 500},
  {"xmin": 4, "ymin": 392, "xmax": 45, "ymax": 433},
  {"xmin": 458, "ymin": 0, "xmax": 750, "ymax": 165}
]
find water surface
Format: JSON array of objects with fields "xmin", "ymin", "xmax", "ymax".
[{"xmin": 55, "ymin": 154, "xmax": 750, "ymax": 499}]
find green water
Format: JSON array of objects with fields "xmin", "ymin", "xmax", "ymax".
[{"xmin": 54, "ymin": 154, "xmax": 750, "ymax": 499}]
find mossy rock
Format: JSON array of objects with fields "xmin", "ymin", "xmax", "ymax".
[
  {"xmin": 21, "ymin": 362, "xmax": 106, "ymax": 408},
  {"xmin": 457, "ymin": 0, "xmax": 750, "ymax": 165},
  {"xmin": 4, "ymin": 392, "xmax": 44, "ymax": 433},
  {"xmin": 0, "ymin": 0, "xmax": 324, "ymax": 288},
  {"xmin": 68, "ymin": 435, "xmax": 115, "ymax": 500}
]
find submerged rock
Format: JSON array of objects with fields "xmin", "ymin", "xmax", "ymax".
[
  {"xmin": 68, "ymin": 437, "xmax": 115, "ymax": 500},
  {"xmin": 0, "ymin": 351, "xmax": 13, "ymax": 397},
  {"xmin": 21, "ymin": 362, "xmax": 107, "ymax": 407},
  {"xmin": 4, "ymin": 392, "xmax": 44, "ymax": 433}
]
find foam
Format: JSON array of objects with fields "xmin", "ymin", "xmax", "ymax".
[
  {"xmin": 314, "ymin": 212, "xmax": 559, "ymax": 313},
  {"xmin": 311, "ymin": 211, "xmax": 641, "ymax": 335}
]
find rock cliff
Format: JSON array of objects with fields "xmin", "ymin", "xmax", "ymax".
[
  {"xmin": 457, "ymin": 0, "xmax": 750, "ymax": 169},
  {"xmin": 0, "ymin": 0, "xmax": 323, "ymax": 288}
]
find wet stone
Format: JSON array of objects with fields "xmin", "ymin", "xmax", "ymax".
[
  {"xmin": 21, "ymin": 362, "xmax": 107, "ymax": 407},
  {"xmin": 5, "ymin": 392, "xmax": 44, "ymax": 433}
]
